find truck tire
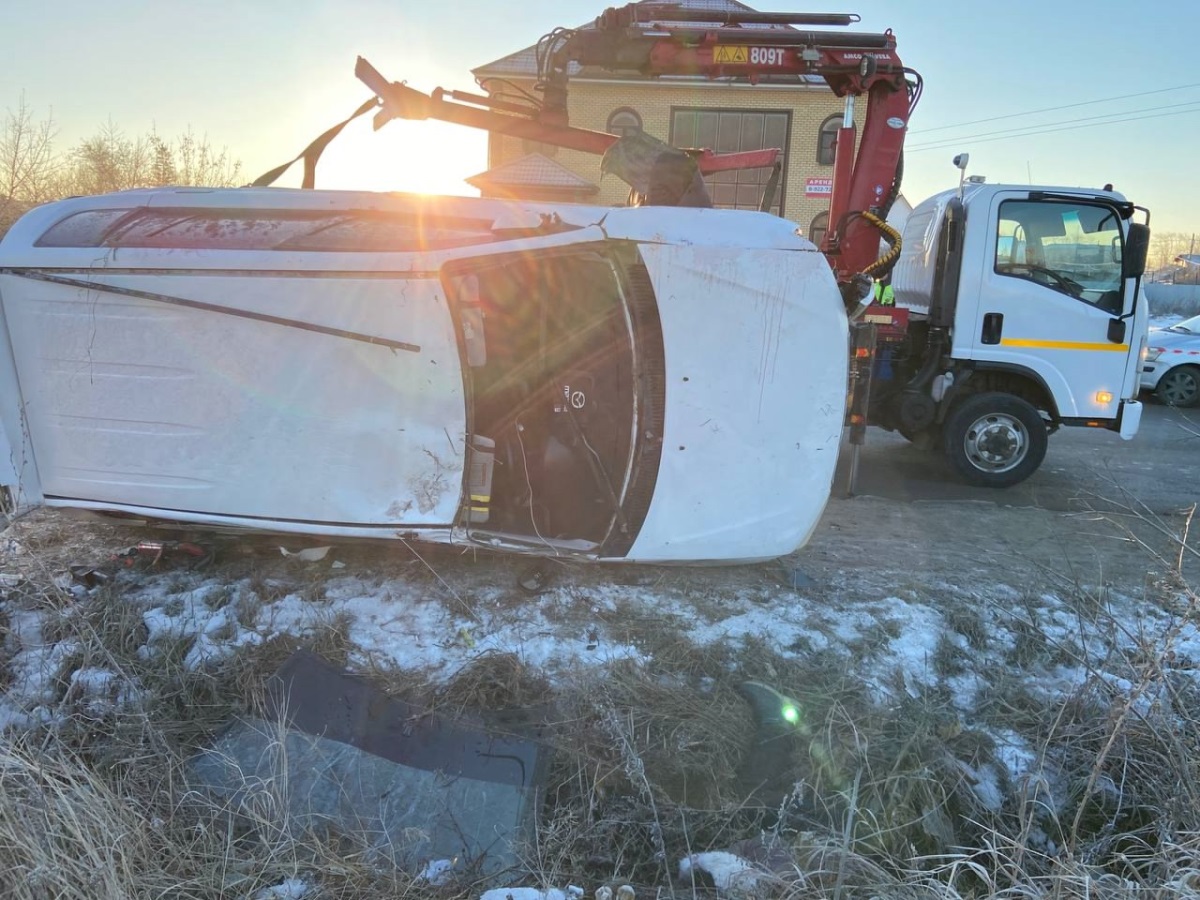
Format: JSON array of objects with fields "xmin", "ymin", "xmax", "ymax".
[
  {"xmin": 1154, "ymin": 365, "xmax": 1200, "ymax": 408},
  {"xmin": 943, "ymin": 392, "xmax": 1048, "ymax": 488}
]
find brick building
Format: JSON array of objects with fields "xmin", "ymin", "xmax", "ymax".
[{"xmin": 468, "ymin": 0, "xmax": 851, "ymax": 243}]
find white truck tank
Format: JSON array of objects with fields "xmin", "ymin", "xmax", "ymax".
[{"xmin": 889, "ymin": 188, "xmax": 970, "ymax": 313}]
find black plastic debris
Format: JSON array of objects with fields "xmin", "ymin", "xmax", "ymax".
[
  {"xmin": 734, "ymin": 681, "xmax": 811, "ymax": 816},
  {"xmin": 517, "ymin": 563, "xmax": 551, "ymax": 594},
  {"xmin": 189, "ymin": 650, "xmax": 548, "ymax": 877},
  {"xmin": 69, "ymin": 565, "xmax": 112, "ymax": 588}
]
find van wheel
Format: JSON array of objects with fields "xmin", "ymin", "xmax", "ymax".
[
  {"xmin": 1155, "ymin": 365, "xmax": 1200, "ymax": 408},
  {"xmin": 943, "ymin": 392, "xmax": 1048, "ymax": 487}
]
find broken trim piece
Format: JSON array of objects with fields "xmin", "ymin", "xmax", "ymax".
[{"xmin": 5, "ymin": 270, "xmax": 422, "ymax": 354}]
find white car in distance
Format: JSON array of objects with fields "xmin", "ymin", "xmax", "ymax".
[{"xmin": 1141, "ymin": 314, "xmax": 1200, "ymax": 407}]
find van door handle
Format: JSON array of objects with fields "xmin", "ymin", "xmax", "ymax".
[{"xmin": 981, "ymin": 312, "xmax": 1003, "ymax": 345}]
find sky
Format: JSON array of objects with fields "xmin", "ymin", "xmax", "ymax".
[{"xmin": 4, "ymin": 0, "xmax": 1199, "ymax": 236}]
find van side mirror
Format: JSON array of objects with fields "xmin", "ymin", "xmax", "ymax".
[
  {"xmin": 1107, "ymin": 318, "xmax": 1127, "ymax": 344},
  {"xmin": 1124, "ymin": 223, "xmax": 1150, "ymax": 278}
]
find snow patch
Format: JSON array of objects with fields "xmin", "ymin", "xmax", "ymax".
[
  {"xmin": 418, "ymin": 859, "xmax": 456, "ymax": 884},
  {"xmin": 479, "ymin": 887, "xmax": 583, "ymax": 900},
  {"xmin": 254, "ymin": 879, "xmax": 309, "ymax": 900},
  {"xmin": 66, "ymin": 666, "xmax": 145, "ymax": 715},
  {"xmin": 679, "ymin": 850, "xmax": 765, "ymax": 894}
]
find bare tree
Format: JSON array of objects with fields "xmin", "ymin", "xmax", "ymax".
[
  {"xmin": 62, "ymin": 120, "xmax": 154, "ymax": 196},
  {"xmin": 171, "ymin": 128, "xmax": 242, "ymax": 187},
  {"xmin": 1148, "ymin": 231, "xmax": 1200, "ymax": 283},
  {"xmin": 0, "ymin": 94, "xmax": 245, "ymax": 240},
  {"xmin": 61, "ymin": 123, "xmax": 242, "ymax": 195},
  {"xmin": 0, "ymin": 96, "xmax": 60, "ymax": 233}
]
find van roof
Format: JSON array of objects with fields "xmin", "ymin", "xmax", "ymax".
[{"xmin": 0, "ymin": 187, "xmax": 818, "ymax": 259}]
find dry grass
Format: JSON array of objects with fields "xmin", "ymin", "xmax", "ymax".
[{"xmin": 2, "ymin": 505, "xmax": 1200, "ymax": 899}]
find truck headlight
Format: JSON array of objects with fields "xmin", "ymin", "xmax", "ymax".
[{"xmin": 1144, "ymin": 346, "xmax": 1163, "ymax": 362}]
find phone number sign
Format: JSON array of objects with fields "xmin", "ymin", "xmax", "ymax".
[{"xmin": 805, "ymin": 177, "xmax": 833, "ymax": 197}]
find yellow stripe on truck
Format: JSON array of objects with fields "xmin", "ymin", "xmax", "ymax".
[{"xmin": 1000, "ymin": 338, "xmax": 1130, "ymax": 352}]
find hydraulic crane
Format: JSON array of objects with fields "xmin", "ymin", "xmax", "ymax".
[{"xmin": 354, "ymin": 3, "xmax": 922, "ymax": 304}]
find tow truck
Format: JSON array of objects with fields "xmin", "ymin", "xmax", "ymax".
[{"xmin": 354, "ymin": 2, "xmax": 1151, "ymax": 487}]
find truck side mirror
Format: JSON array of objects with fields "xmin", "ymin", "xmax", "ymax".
[
  {"xmin": 1124, "ymin": 223, "xmax": 1150, "ymax": 279},
  {"xmin": 1107, "ymin": 318, "xmax": 1127, "ymax": 344}
]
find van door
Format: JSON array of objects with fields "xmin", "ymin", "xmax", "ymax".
[{"xmin": 966, "ymin": 193, "xmax": 1134, "ymax": 421}]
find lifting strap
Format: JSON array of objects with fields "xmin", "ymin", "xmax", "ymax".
[{"xmin": 250, "ymin": 97, "xmax": 379, "ymax": 189}]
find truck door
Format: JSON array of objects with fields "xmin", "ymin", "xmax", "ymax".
[{"xmin": 965, "ymin": 194, "xmax": 1134, "ymax": 421}]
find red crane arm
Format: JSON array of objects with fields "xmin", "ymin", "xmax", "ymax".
[
  {"xmin": 356, "ymin": 58, "xmax": 780, "ymax": 176},
  {"xmin": 536, "ymin": 4, "xmax": 919, "ymax": 285}
]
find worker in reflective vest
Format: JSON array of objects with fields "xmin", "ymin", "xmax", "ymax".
[{"xmin": 873, "ymin": 277, "xmax": 895, "ymax": 306}]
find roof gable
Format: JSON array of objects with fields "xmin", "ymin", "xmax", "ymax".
[{"xmin": 466, "ymin": 153, "xmax": 598, "ymax": 191}]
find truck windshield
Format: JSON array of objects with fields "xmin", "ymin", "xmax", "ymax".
[{"xmin": 994, "ymin": 200, "xmax": 1124, "ymax": 313}]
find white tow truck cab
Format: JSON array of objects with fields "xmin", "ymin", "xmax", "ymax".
[
  {"xmin": 0, "ymin": 188, "xmax": 848, "ymax": 563},
  {"xmin": 873, "ymin": 180, "xmax": 1150, "ymax": 486}
]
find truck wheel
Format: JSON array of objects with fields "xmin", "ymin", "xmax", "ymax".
[
  {"xmin": 1155, "ymin": 365, "xmax": 1200, "ymax": 408},
  {"xmin": 943, "ymin": 392, "xmax": 1048, "ymax": 488}
]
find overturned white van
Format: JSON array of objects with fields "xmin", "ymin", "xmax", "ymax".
[{"xmin": 0, "ymin": 188, "xmax": 847, "ymax": 563}]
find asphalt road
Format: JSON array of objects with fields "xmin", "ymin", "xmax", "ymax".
[{"xmin": 834, "ymin": 398, "xmax": 1199, "ymax": 515}]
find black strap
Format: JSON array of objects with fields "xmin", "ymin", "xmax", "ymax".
[{"xmin": 251, "ymin": 97, "xmax": 379, "ymax": 189}]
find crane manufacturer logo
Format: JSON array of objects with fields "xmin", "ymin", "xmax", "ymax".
[{"xmin": 714, "ymin": 46, "xmax": 787, "ymax": 66}]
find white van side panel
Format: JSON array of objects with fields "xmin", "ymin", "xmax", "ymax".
[
  {"xmin": 626, "ymin": 244, "xmax": 847, "ymax": 563},
  {"xmin": 0, "ymin": 285, "xmax": 42, "ymax": 510},
  {"xmin": 0, "ymin": 271, "xmax": 466, "ymax": 526}
]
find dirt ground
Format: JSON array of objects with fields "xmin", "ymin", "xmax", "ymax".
[
  {"xmin": 6, "ymin": 487, "xmax": 1191, "ymax": 613},
  {"xmin": 798, "ymin": 493, "xmax": 1193, "ymax": 603}
]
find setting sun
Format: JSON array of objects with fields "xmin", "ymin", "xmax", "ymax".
[{"xmin": 312, "ymin": 117, "xmax": 489, "ymax": 197}]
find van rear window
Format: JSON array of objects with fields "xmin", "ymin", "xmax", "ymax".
[
  {"xmin": 36, "ymin": 208, "xmax": 499, "ymax": 252},
  {"xmin": 35, "ymin": 209, "xmax": 136, "ymax": 247}
]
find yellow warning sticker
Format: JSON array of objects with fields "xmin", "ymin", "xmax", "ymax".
[{"xmin": 714, "ymin": 45, "xmax": 748, "ymax": 64}]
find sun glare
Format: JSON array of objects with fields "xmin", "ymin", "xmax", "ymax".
[{"xmin": 317, "ymin": 119, "xmax": 488, "ymax": 197}]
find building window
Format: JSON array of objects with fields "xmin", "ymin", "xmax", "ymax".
[
  {"xmin": 670, "ymin": 108, "xmax": 789, "ymax": 215},
  {"xmin": 809, "ymin": 211, "xmax": 829, "ymax": 248},
  {"xmin": 606, "ymin": 108, "xmax": 643, "ymax": 138},
  {"xmin": 817, "ymin": 115, "xmax": 840, "ymax": 166}
]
